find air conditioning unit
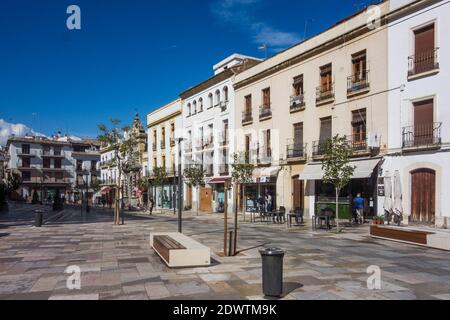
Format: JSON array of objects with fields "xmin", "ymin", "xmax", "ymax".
[{"xmin": 368, "ymin": 132, "xmax": 381, "ymax": 149}]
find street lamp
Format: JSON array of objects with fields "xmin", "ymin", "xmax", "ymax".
[
  {"xmin": 176, "ymin": 138, "xmax": 184, "ymax": 233},
  {"xmin": 81, "ymin": 162, "xmax": 91, "ymax": 214}
]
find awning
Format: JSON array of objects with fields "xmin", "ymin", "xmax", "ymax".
[
  {"xmin": 299, "ymin": 159, "xmax": 380, "ymax": 181},
  {"xmin": 207, "ymin": 178, "xmax": 230, "ymax": 184},
  {"xmin": 101, "ymin": 186, "xmax": 113, "ymax": 194}
]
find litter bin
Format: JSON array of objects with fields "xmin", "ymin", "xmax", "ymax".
[
  {"xmin": 259, "ymin": 247, "xmax": 285, "ymax": 297},
  {"xmin": 34, "ymin": 210, "xmax": 43, "ymax": 227}
]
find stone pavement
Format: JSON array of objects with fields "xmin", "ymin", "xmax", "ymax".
[{"xmin": 0, "ymin": 204, "xmax": 449, "ymax": 300}]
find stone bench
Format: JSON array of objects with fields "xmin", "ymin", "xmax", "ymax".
[{"xmin": 150, "ymin": 232, "xmax": 211, "ymax": 267}]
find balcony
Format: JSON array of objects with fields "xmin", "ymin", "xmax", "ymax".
[
  {"xmin": 242, "ymin": 111, "xmax": 253, "ymax": 125},
  {"xmin": 160, "ymin": 141, "xmax": 166, "ymax": 150},
  {"xmin": 286, "ymin": 143, "xmax": 307, "ymax": 161},
  {"xmin": 408, "ymin": 48, "xmax": 439, "ymax": 79},
  {"xmin": 259, "ymin": 104, "xmax": 272, "ymax": 121},
  {"xmin": 41, "ymin": 150, "xmax": 64, "ymax": 158},
  {"xmin": 312, "ymin": 140, "xmax": 329, "ymax": 158},
  {"xmin": 195, "ymin": 138, "xmax": 204, "ymax": 150},
  {"xmin": 16, "ymin": 163, "xmax": 41, "ymax": 171},
  {"xmin": 290, "ymin": 94, "xmax": 306, "ymax": 113},
  {"xmin": 257, "ymin": 148, "xmax": 272, "ymax": 166},
  {"xmin": 42, "ymin": 178, "xmax": 71, "ymax": 185},
  {"xmin": 346, "ymin": 135, "xmax": 370, "ymax": 155},
  {"xmin": 220, "ymin": 101, "xmax": 228, "ymax": 112},
  {"xmin": 170, "ymin": 138, "xmax": 176, "ymax": 148},
  {"xmin": 219, "ymin": 164, "xmax": 229, "ymax": 176},
  {"xmin": 152, "ymin": 143, "xmax": 157, "ymax": 152},
  {"xmin": 17, "ymin": 150, "xmax": 39, "ymax": 157},
  {"xmin": 22, "ymin": 177, "xmax": 42, "ymax": 184},
  {"xmin": 347, "ymin": 70, "xmax": 370, "ymax": 96},
  {"xmin": 316, "ymin": 83, "xmax": 335, "ymax": 106},
  {"xmin": 100, "ymin": 178, "xmax": 116, "ymax": 186},
  {"xmin": 402, "ymin": 122, "xmax": 442, "ymax": 151}
]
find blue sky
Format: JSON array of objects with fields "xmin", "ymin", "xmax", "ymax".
[{"xmin": 0, "ymin": 0, "xmax": 379, "ymax": 142}]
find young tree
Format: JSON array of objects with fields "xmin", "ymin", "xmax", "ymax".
[
  {"xmin": 322, "ymin": 135, "xmax": 355, "ymax": 232},
  {"xmin": 230, "ymin": 152, "xmax": 255, "ymax": 256},
  {"xmin": 98, "ymin": 118, "xmax": 128, "ymax": 225},
  {"xmin": 152, "ymin": 166, "xmax": 169, "ymax": 214},
  {"xmin": 183, "ymin": 162, "xmax": 205, "ymax": 216},
  {"xmin": 7, "ymin": 172, "xmax": 22, "ymax": 199}
]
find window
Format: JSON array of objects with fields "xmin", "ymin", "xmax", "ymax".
[
  {"xmin": 411, "ymin": 23, "xmax": 437, "ymax": 75},
  {"xmin": 293, "ymin": 75, "xmax": 304, "ymax": 96},
  {"xmin": 21, "ymin": 144, "xmax": 30, "ymax": 155},
  {"xmin": 76, "ymin": 160, "xmax": 83, "ymax": 171},
  {"xmin": 245, "ymin": 95, "xmax": 252, "ymax": 114},
  {"xmin": 187, "ymin": 103, "xmax": 191, "ymax": 116},
  {"xmin": 193, "ymin": 101, "xmax": 197, "ymax": 114},
  {"xmin": 153, "ymin": 158, "xmax": 157, "ymax": 168},
  {"xmin": 320, "ymin": 64, "xmax": 332, "ymax": 93},
  {"xmin": 54, "ymin": 147, "xmax": 62, "ymax": 156},
  {"xmin": 223, "ymin": 87, "xmax": 229, "ymax": 102},
  {"xmin": 162, "ymin": 155, "xmax": 166, "ymax": 169},
  {"xmin": 319, "ymin": 117, "xmax": 332, "ymax": 143},
  {"xmin": 22, "ymin": 171, "xmax": 31, "ymax": 182},
  {"xmin": 198, "ymin": 98, "xmax": 203, "ymax": 112},
  {"xmin": 22, "ymin": 157, "xmax": 30, "ymax": 168},
  {"xmin": 208, "ymin": 93, "xmax": 213, "ymax": 109},
  {"xmin": 43, "ymin": 146, "xmax": 50, "ymax": 156},
  {"xmin": 413, "ymin": 99, "xmax": 434, "ymax": 145},
  {"xmin": 262, "ymin": 88, "xmax": 271, "ymax": 107},
  {"xmin": 245, "ymin": 135, "xmax": 251, "ymax": 163},
  {"xmin": 352, "ymin": 51, "xmax": 367, "ymax": 82},
  {"xmin": 91, "ymin": 160, "xmax": 97, "ymax": 171},
  {"xmin": 54, "ymin": 158, "xmax": 62, "ymax": 169},
  {"xmin": 352, "ymin": 109, "xmax": 367, "ymax": 149},
  {"xmin": 294, "ymin": 123, "xmax": 304, "ymax": 147},
  {"xmin": 215, "ymin": 90, "xmax": 220, "ymax": 106},
  {"xmin": 43, "ymin": 158, "xmax": 51, "ymax": 169}
]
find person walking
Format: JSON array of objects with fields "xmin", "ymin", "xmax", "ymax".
[
  {"xmin": 353, "ymin": 193, "xmax": 364, "ymax": 224},
  {"xmin": 149, "ymin": 196, "xmax": 155, "ymax": 216},
  {"xmin": 266, "ymin": 193, "xmax": 273, "ymax": 213}
]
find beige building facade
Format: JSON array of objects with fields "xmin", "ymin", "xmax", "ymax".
[
  {"xmin": 147, "ymin": 99, "xmax": 182, "ymax": 209},
  {"xmin": 233, "ymin": 2, "xmax": 391, "ymax": 218}
]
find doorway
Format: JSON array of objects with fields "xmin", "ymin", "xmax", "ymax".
[
  {"xmin": 199, "ymin": 187, "xmax": 213, "ymax": 212},
  {"xmin": 292, "ymin": 176, "xmax": 304, "ymax": 210},
  {"xmin": 411, "ymin": 169, "xmax": 436, "ymax": 225}
]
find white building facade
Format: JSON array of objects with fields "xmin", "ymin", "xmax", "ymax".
[
  {"xmin": 180, "ymin": 54, "xmax": 261, "ymax": 214},
  {"xmin": 380, "ymin": 0, "xmax": 450, "ymax": 228}
]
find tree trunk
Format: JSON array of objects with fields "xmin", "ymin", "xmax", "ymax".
[
  {"xmin": 335, "ymin": 188, "xmax": 340, "ymax": 232},
  {"xmin": 233, "ymin": 183, "xmax": 239, "ymax": 256},
  {"xmin": 197, "ymin": 187, "xmax": 200, "ymax": 216}
]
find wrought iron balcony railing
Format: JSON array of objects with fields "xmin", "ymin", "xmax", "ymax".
[
  {"xmin": 347, "ymin": 70, "xmax": 370, "ymax": 93},
  {"xmin": 408, "ymin": 48, "xmax": 439, "ymax": 77},
  {"xmin": 290, "ymin": 94, "xmax": 305, "ymax": 112},
  {"xmin": 316, "ymin": 83, "xmax": 335, "ymax": 102},
  {"xmin": 312, "ymin": 140, "xmax": 329, "ymax": 157},
  {"xmin": 402, "ymin": 122, "xmax": 442, "ymax": 149},
  {"xmin": 219, "ymin": 164, "xmax": 229, "ymax": 176},
  {"xmin": 286, "ymin": 143, "xmax": 307, "ymax": 159},
  {"xmin": 242, "ymin": 111, "xmax": 253, "ymax": 124},
  {"xmin": 259, "ymin": 104, "xmax": 272, "ymax": 120}
]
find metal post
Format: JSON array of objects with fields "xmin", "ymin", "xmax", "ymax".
[
  {"xmin": 177, "ymin": 138, "xmax": 183, "ymax": 233},
  {"xmin": 224, "ymin": 180, "xmax": 228, "ymax": 256},
  {"xmin": 173, "ymin": 176, "xmax": 176, "ymax": 215}
]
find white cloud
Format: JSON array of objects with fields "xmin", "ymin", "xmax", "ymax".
[
  {"xmin": 210, "ymin": 0, "xmax": 300, "ymax": 50},
  {"xmin": 0, "ymin": 119, "xmax": 45, "ymax": 146}
]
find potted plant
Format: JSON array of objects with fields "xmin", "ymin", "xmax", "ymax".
[{"xmin": 372, "ymin": 216, "xmax": 385, "ymax": 225}]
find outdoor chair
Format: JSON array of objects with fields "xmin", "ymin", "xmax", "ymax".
[{"xmin": 288, "ymin": 208, "xmax": 304, "ymax": 228}]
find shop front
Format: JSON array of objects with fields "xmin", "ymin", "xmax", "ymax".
[
  {"xmin": 243, "ymin": 167, "xmax": 280, "ymax": 213},
  {"xmin": 300, "ymin": 158, "xmax": 381, "ymax": 219},
  {"xmin": 151, "ymin": 177, "xmax": 179, "ymax": 210},
  {"xmin": 207, "ymin": 178, "xmax": 231, "ymax": 214}
]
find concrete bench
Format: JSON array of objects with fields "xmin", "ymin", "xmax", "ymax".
[{"xmin": 150, "ymin": 232, "xmax": 211, "ymax": 267}]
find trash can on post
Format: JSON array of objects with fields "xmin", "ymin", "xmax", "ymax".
[
  {"xmin": 34, "ymin": 210, "xmax": 43, "ymax": 227},
  {"xmin": 259, "ymin": 247, "xmax": 285, "ymax": 297}
]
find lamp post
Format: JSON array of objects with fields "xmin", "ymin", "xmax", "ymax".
[
  {"xmin": 176, "ymin": 138, "xmax": 184, "ymax": 233},
  {"xmin": 81, "ymin": 162, "xmax": 90, "ymax": 214}
]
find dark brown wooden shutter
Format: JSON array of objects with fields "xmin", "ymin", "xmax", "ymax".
[
  {"xmin": 414, "ymin": 24, "xmax": 435, "ymax": 55},
  {"xmin": 413, "ymin": 99, "xmax": 433, "ymax": 125},
  {"xmin": 294, "ymin": 123, "xmax": 303, "ymax": 146},
  {"xmin": 320, "ymin": 117, "xmax": 332, "ymax": 142}
]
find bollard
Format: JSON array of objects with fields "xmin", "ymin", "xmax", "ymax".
[
  {"xmin": 259, "ymin": 248, "xmax": 285, "ymax": 297},
  {"xmin": 34, "ymin": 210, "xmax": 43, "ymax": 227}
]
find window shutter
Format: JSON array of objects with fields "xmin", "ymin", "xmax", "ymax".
[
  {"xmin": 320, "ymin": 117, "xmax": 332, "ymax": 142},
  {"xmin": 414, "ymin": 24, "xmax": 435, "ymax": 55},
  {"xmin": 413, "ymin": 99, "xmax": 433, "ymax": 125}
]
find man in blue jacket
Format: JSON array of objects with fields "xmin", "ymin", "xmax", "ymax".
[{"xmin": 353, "ymin": 193, "xmax": 364, "ymax": 224}]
